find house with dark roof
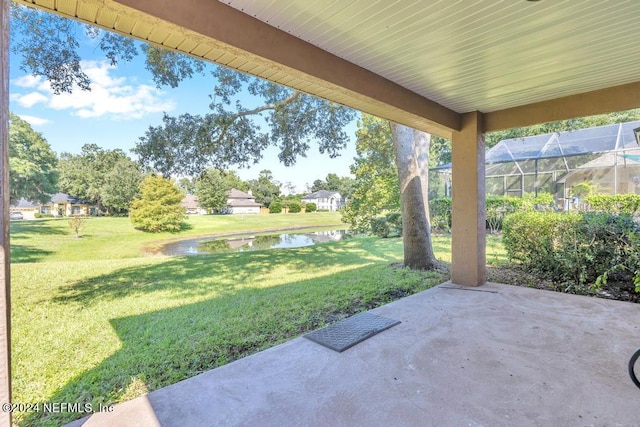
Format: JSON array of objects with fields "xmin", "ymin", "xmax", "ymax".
[
  {"xmin": 301, "ymin": 190, "xmax": 343, "ymax": 212},
  {"xmin": 10, "ymin": 193, "xmax": 97, "ymax": 219},
  {"xmin": 47, "ymin": 193, "xmax": 96, "ymax": 217}
]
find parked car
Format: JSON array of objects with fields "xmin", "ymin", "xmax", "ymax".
[{"xmin": 9, "ymin": 212, "xmax": 23, "ymax": 220}]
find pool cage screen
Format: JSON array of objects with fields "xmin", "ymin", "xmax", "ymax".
[{"xmin": 434, "ymin": 121, "xmax": 640, "ymax": 208}]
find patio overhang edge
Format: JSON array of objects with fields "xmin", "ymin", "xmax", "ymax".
[{"xmin": 484, "ymin": 81, "xmax": 640, "ymax": 133}]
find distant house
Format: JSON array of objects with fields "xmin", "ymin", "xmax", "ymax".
[
  {"xmin": 181, "ymin": 194, "xmax": 207, "ymax": 215},
  {"xmin": 47, "ymin": 193, "xmax": 96, "ymax": 217},
  {"xmin": 10, "ymin": 193, "xmax": 97, "ymax": 219},
  {"xmin": 301, "ymin": 190, "xmax": 343, "ymax": 211},
  {"xmin": 226, "ymin": 189, "xmax": 261, "ymax": 214},
  {"xmin": 9, "ymin": 199, "xmax": 39, "ymax": 220},
  {"xmin": 181, "ymin": 189, "xmax": 262, "ymax": 215}
]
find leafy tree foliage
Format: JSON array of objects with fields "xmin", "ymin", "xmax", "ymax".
[
  {"xmin": 130, "ymin": 175, "xmax": 185, "ymax": 232},
  {"xmin": 101, "ymin": 159, "xmax": 146, "ymax": 213},
  {"xmin": 133, "ymin": 72, "xmax": 356, "ymax": 175},
  {"xmin": 310, "ymin": 179, "xmax": 328, "ymax": 192},
  {"xmin": 342, "ymin": 115, "xmax": 399, "ymax": 232},
  {"xmin": 58, "ymin": 144, "xmax": 141, "ymax": 212},
  {"xmin": 247, "ymin": 170, "xmax": 280, "ymax": 207},
  {"xmin": 310, "ymin": 173, "xmax": 355, "ymax": 199},
  {"xmin": 176, "ymin": 177, "xmax": 196, "ymax": 195},
  {"xmin": 8, "ymin": 113, "xmax": 58, "ymax": 204},
  {"xmin": 10, "ymin": 3, "xmax": 201, "ymax": 94},
  {"xmin": 194, "ymin": 169, "xmax": 245, "ymax": 213},
  {"xmin": 11, "ymin": 4, "xmax": 357, "ymax": 177}
]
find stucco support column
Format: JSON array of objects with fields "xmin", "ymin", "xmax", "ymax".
[
  {"xmin": 451, "ymin": 111, "xmax": 486, "ymax": 286},
  {"xmin": 0, "ymin": 0, "xmax": 10, "ymax": 424}
]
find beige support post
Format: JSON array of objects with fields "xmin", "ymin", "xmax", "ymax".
[
  {"xmin": 0, "ymin": 0, "xmax": 11, "ymax": 425},
  {"xmin": 451, "ymin": 111, "xmax": 486, "ymax": 286}
]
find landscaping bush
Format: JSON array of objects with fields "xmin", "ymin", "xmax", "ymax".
[
  {"xmin": 34, "ymin": 212, "xmax": 41, "ymax": 218},
  {"xmin": 287, "ymin": 201, "xmax": 301, "ymax": 213},
  {"xmin": 429, "ymin": 198, "xmax": 452, "ymax": 232},
  {"xmin": 430, "ymin": 194, "xmax": 554, "ymax": 234},
  {"xmin": 369, "ymin": 212, "xmax": 402, "ymax": 238},
  {"xmin": 269, "ymin": 202, "xmax": 282, "ymax": 214},
  {"xmin": 385, "ymin": 212, "xmax": 403, "ymax": 235},
  {"xmin": 486, "ymin": 195, "xmax": 525, "ymax": 233},
  {"xmin": 503, "ymin": 211, "xmax": 640, "ymax": 292},
  {"xmin": 584, "ymin": 194, "xmax": 640, "ymax": 215},
  {"xmin": 370, "ymin": 217, "xmax": 391, "ymax": 238},
  {"xmin": 305, "ymin": 202, "xmax": 317, "ymax": 213}
]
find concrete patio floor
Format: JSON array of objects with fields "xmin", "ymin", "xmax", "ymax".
[{"xmin": 70, "ymin": 282, "xmax": 640, "ymax": 426}]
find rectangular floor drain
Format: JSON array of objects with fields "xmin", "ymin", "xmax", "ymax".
[{"xmin": 304, "ymin": 312, "xmax": 401, "ymax": 352}]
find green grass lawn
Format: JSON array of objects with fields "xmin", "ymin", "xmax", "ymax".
[
  {"xmin": 10, "ymin": 212, "xmax": 345, "ymax": 262},
  {"xmin": 9, "ymin": 214, "xmax": 505, "ymax": 426}
]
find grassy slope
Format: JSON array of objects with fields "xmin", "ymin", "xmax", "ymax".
[{"xmin": 10, "ymin": 214, "xmax": 505, "ymax": 426}]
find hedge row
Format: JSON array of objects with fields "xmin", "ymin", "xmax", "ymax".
[
  {"xmin": 584, "ymin": 194, "xmax": 640, "ymax": 215},
  {"xmin": 429, "ymin": 193, "xmax": 555, "ymax": 233},
  {"xmin": 503, "ymin": 211, "xmax": 640, "ymax": 292}
]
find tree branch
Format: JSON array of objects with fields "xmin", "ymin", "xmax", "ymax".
[{"xmin": 213, "ymin": 91, "xmax": 301, "ymax": 146}]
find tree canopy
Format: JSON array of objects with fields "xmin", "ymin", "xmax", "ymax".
[
  {"xmin": 341, "ymin": 115, "xmax": 399, "ymax": 232},
  {"xmin": 247, "ymin": 170, "xmax": 280, "ymax": 207},
  {"xmin": 309, "ymin": 173, "xmax": 355, "ymax": 199},
  {"xmin": 8, "ymin": 113, "xmax": 58, "ymax": 204},
  {"xmin": 11, "ymin": 4, "xmax": 356, "ymax": 178},
  {"xmin": 194, "ymin": 169, "xmax": 244, "ymax": 213},
  {"xmin": 58, "ymin": 144, "xmax": 143, "ymax": 212}
]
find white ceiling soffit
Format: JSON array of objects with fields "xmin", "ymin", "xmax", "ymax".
[{"xmin": 223, "ymin": 0, "xmax": 640, "ymax": 114}]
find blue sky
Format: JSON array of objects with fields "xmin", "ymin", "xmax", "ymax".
[{"xmin": 8, "ymin": 27, "xmax": 358, "ymax": 194}]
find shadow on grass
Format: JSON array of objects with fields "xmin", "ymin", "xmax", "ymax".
[
  {"xmin": 10, "ymin": 220, "xmax": 69, "ymax": 237},
  {"xmin": 10, "ymin": 220, "xmax": 68, "ymax": 263},
  {"xmin": 24, "ymin": 248, "xmax": 447, "ymax": 426},
  {"xmin": 52, "ymin": 238, "xmax": 399, "ymax": 304},
  {"xmin": 10, "ymin": 245, "xmax": 54, "ymax": 264}
]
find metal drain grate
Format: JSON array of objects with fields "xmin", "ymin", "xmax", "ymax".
[{"xmin": 304, "ymin": 312, "xmax": 401, "ymax": 352}]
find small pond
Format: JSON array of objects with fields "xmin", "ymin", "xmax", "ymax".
[{"xmin": 159, "ymin": 229, "xmax": 350, "ymax": 256}]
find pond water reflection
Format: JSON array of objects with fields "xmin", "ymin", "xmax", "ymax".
[{"xmin": 159, "ymin": 229, "xmax": 350, "ymax": 256}]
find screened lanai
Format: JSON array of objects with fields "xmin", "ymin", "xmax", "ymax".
[{"xmin": 435, "ymin": 120, "xmax": 640, "ymax": 207}]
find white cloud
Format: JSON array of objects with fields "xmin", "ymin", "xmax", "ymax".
[
  {"xmin": 10, "ymin": 61, "xmax": 175, "ymax": 120},
  {"xmin": 12, "ymin": 75, "xmax": 43, "ymax": 88},
  {"xmin": 14, "ymin": 92, "xmax": 49, "ymax": 108},
  {"xmin": 17, "ymin": 115, "xmax": 51, "ymax": 126}
]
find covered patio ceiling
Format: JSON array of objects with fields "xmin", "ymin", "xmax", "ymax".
[{"xmin": 13, "ymin": 0, "xmax": 640, "ymax": 138}]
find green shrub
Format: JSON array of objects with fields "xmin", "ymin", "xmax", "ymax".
[
  {"xmin": 305, "ymin": 202, "xmax": 317, "ymax": 213},
  {"xmin": 486, "ymin": 196, "xmax": 525, "ymax": 233},
  {"xmin": 584, "ymin": 194, "xmax": 640, "ymax": 215},
  {"xmin": 269, "ymin": 202, "xmax": 282, "ymax": 214},
  {"xmin": 385, "ymin": 212, "xmax": 403, "ymax": 235},
  {"xmin": 503, "ymin": 211, "xmax": 640, "ymax": 292},
  {"xmin": 429, "ymin": 198, "xmax": 452, "ymax": 232},
  {"xmin": 34, "ymin": 212, "xmax": 41, "ymax": 218},
  {"xmin": 522, "ymin": 192, "xmax": 556, "ymax": 211},
  {"xmin": 370, "ymin": 217, "xmax": 391, "ymax": 238},
  {"xmin": 288, "ymin": 201, "xmax": 301, "ymax": 213},
  {"xmin": 130, "ymin": 175, "xmax": 186, "ymax": 232}
]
